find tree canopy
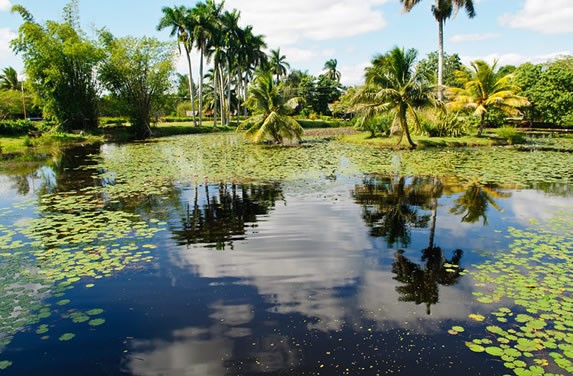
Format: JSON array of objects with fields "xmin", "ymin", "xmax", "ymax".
[{"xmin": 11, "ymin": 2, "xmax": 103, "ymax": 131}]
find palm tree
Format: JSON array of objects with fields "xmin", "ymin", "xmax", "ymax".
[
  {"xmin": 447, "ymin": 60, "xmax": 530, "ymax": 136},
  {"xmin": 157, "ymin": 5, "xmax": 197, "ymax": 126},
  {"xmin": 450, "ymin": 180, "xmax": 511, "ymax": 225},
  {"xmin": 401, "ymin": 0, "xmax": 475, "ymax": 100},
  {"xmin": 323, "ymin": 58, "xmax": 341, "ymax": 82},
  {"xmin": 237, "ymin": 71, "xmax": 303, "ymax": 144},
  {"xmin": 353, "ymin": 47, "xmax": 438, "ymax": 148},
  {"xmin": 0, "ymin": 67, "xmax": 21, "ymax": 90},
  {"xmin": 191, "ymin": 0, "xmax": 223, "ymax": 127},
  {"xmin": 269, "ymin": 48, "xmax": 290, "ymax": 84},
  {"xmin": 238, "ymin": 26, "xmax": 267, "ymax": 115}
]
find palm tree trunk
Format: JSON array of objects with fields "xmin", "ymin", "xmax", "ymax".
[
  {"xmin": 400, "ymin": 108, "xmax": 417, "ymax": 148},
  {"xmin": 437, "ymin": 17, "xmax": 444, "ymax": 101},
  {"xmin": 218, "ymin": 64, "xmax": 225, "ymax": 126},
  {"xmin": 184, "ymin": 44, "xmax": 197, "ymax": 127},
  {"xmin": 478, "ymin": 112, "xmax": 485, "ymax": 136},
  {"xmin": 226, "ymin": 59, "xmax": 232, "ymax": 126},
  {"xmin": 199, "ymin": 44, "xmax": 205, "ymax": 127},
  {"xmin": 213, "ymin": 63, "xmax": 218, "ymax": 128}
]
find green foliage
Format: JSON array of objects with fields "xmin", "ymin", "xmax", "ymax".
[
  {"xmin": 355, "ymin": 113, "xmax": 393, "ymax": 137},
  {"xmin": 416, "ymin": 51, "xmax": 463, "ymax": 87},
  {"xmin": 282, "ymin": 70, "xmax": 343, "ymax": 116},
  {"xmin": 514, "ymin": 57, "xmax": 573, "ymax": 126},
  {"xmin": 447, "ymin": 60, "xmax": 530, "ymax": 136},
  {"xmin": 353, "ymin": 47, "xmax": 438, "ymax": 148},
  {"xmin": 496, "ymin": 126, "xmax": 526, "ymax": 144},
  {"xmin": 238, "ymin": 71, "xmax": 303, "ymax": 144},
  {"xmin": 11, "ymin": 3, "xmax": 102, "ymax": 131},
  {"xmin": 99, "ymin": 35, "xmax": 176, "ymax": 139},
  {"xmin": 419, "ymin": 110, "xmax": 469, "ymax": 137},
  {"xmin": 0, "ymin": 119, "xmax": 33, "ymax": 135}
]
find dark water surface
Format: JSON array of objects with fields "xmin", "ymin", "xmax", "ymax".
[{"xmin": 1, "ymin": 135, "xmax": 573, "ymax": 375}]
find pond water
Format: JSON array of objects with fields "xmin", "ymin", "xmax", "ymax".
[{"xmin": 1, "ymin": 133, "xmax": 573, "ymax": 375}]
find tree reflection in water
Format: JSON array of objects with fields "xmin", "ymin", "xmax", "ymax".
[
  {"xmin": 352, "ymin": 175, "xmax": 435, "ymax": 248},
  {"xmin": 171, "ymin": 183, "xmax": 283, "ymax": 250},
  {"xmin": 449, "ymin": 179, "xmax": 512, "ymax": 225},
  {"xmin": 392, "ymin": 248, "xmax": 464, "ymax": 315}
]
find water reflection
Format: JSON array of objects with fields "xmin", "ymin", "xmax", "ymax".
[
  {"xmin": 352, "ymin": 176, "xmax": 434, "ymax": 247},
  {"xmin": 393, "ymin": 248, "xmax": 464, "ymax": 315},
  {"xmin": 449, "ymin": 180, "xmax": 512, "ymax": 225},
  {"xmin": 170, "ymin": 183, "xmax": 283, "ymax": 250}
]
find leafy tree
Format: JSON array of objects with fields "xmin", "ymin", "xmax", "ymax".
[
  {"xmin": 99, "ymin": 34, "xmax": 176, "ymax": 139},
  {"xmin": 157, "ymin": 5, "xmax": 198, "ymax": 126},
  {"xmin": 514, "ymin": 57, "xmax": 573, "ymax": 126},
  {"xmin": 401, "ymin": 0, "xmax": 476, "ymax": 99},
  {"xmin": 269, "ymin": 48, "xmax": 290, "ymax": 84},
  {"xmin": 11, "ymin": 2, "xmax": 102, "ymax": 131},
  {"xmin": 237, "ymin": 71, "xmax": 303, "ymax": 144},
  {"xmin": 323, "ymin": 58, "xmax": 341, "ymax": 82},
  {"xmin": 416, "ymin": 51, "xmax": 462, "ymax": 88},
  {"xmin": 353, "ymin": 47, "xmax": 437, "ymax": 148},
  {"xmin": 447, "ymin": 60, "xmax": 530, "ymax": 136}
]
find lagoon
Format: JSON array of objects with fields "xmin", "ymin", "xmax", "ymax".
[{"xmin": 1, "ymin": 133, "xmax": 573, "ymax": 375}]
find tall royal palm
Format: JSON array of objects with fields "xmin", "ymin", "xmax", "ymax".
[
  {"xmin": 353, "ymin": 47, "xmax": 437, "ymax": 148},
  {"xmin": 192, "ymin": 0, "xmax": 223, "ymax": 127},
  {"xmin": 323, "ymin": 58, "xmax": 341, "ymax": 82},
  {"xmin": 401, "ymin": 0, "xmax": 475, "ymax": 100},
  {"xmin": 269, "ymin": 48, "xmax": 290, "ymax": 84},
  {"xmin": 157, "ymin": 5, "xmax": 197, "ymax": 126},
  {"xmin": 447, "ymin": 60, "xmax": 530, "ymax": 136}
]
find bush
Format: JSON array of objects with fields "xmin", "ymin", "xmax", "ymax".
[
  {"xmin": 0, "ymin": 119, "xmax": 34, "ymax": 135},
  {"xmin": 99, "ymin": 117, "xmax": 127, "ymax": 126},
  {"xmin": 496, "ymin": 126, "xmax": 526, "ymax": 144},
  {"xmin": 354, "ymin": 113, "xmax": 392, "ymax": 137},
  {"xmin": 421, "ymin": 111, "xmax": 470, "ymax": 137}
]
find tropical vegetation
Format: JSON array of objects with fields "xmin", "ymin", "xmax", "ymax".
[
  {"xmin": 352, "ymin": 47, "xmax": 438, "ymax": 148},
  {"xmin": 237, "ymin": 71, "xmax": 304, "ymax": 144},
  {"xmin": 447, "ymin": 60, "xmax": 530, "ymax": 136}
]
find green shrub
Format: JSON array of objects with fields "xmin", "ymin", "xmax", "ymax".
[
  {"xmin": 0, "ymin": 119, "xmax": 33, "ymax": 135},
  {"xmin": 422, "ymin": 112, "xmax": 470, "ymax": 137},
  {"xmin": 496, "ymin": 126, "xmax": 526, "ymax": 144},
  {"xmin": 99, "ymin": 117, "xmax": 126, "ymax": 126},
  {"xmin": 354, "ymin": 113, "xmax": 392, "ymax": 137}
]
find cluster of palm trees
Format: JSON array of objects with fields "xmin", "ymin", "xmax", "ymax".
[{"xmin": 158, "ymin": 0, "xmax": 267, "ymax": 128}]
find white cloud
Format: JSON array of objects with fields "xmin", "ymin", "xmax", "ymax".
[
  {"xmin": 339, "ymin": 62, "xmax": 369, "ymax": 86},
  {"xmin": 450, "ymin": 32, "xmax": 500, "ymax": 43},
  {"xmin": 0, "ymin": 0, "xmax": 12, "ymax": 12},
  {"xmin": 225, "ymin": 0, "xmax": 389, "ymax": 48},
  {"xmin": 281, "ymin": 46, "xmax": 335, "ymax": 65},
  {"xmin": 499, "ymin": 0, "xmax": 573, "ymax": 34},
  {"xmin": 460, "ymin": 50, "xmax": 572, "ymax": 67},
  {"xmin": 0, "ymin": 27, "xmax": 16, "ymax": 59}
]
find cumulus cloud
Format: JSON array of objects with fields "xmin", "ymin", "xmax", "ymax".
[
  {"xmin": 0, "ymin": 27, "xmax": 16, "ymax": 59},
  {"xmin": 225, "ymin": 0, "xmax": 389, "ymax": 48},
  {"xmin": 450, "ymin": 32, "xmax": 500, "ymax": 43},
  {"xmin": 499, "ymin": 0, "xmax": 573, "ymax": 34},
  {"xmin": 0, "ymin": 0, "xmax": 12, "ymax": 12}
]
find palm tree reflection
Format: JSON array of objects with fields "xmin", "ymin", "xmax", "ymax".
[
  {"xmin": 171, "ymin": 183, "xmax": 283, "ymax": 250},
  {"xmin": 392, "ymin": 247, "xmax": 464, "ymax": 315},
  {"xmin": 449, "ymin": 179, "xmax": 511, "ymax": 225},
  {"xmin": 353, "ymin": 175, "xmax": 437, "ymax": 247}
]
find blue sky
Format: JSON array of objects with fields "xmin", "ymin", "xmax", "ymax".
[{"xmin": 0, "ymin": 0, "xmax": 571, "ymax": 85}]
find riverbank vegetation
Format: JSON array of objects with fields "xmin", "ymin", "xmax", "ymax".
[{"xmin": 0, "ymin": 0, "xmax": 571, "ymax": 150}]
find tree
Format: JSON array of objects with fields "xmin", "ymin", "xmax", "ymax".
[
  {"xmin": 323, "ymin": 58, "xmax": 341, "ymax": 82},
  {"xmin": 401, "ymin": 0, "xmax": 475, "ymax": 100},
  {"xmin": 514, "ymin": 56, "xmax": 573, "ymax": 126},
  {"xmin": 157, "ymin": 5, "xmax": 198, "ymax": 126},
  {"xmin": 0, "ymin": 67, "xmax": 21, "ymax": 90},
  {"xmin": 447, "ymin": 60, "xmax": 530, "ymax": 136},
  {"xmin": 450, "ymin": 181, "xmax": 510, "ymax": 225},
  {"xmin": 416, "ymin": 51, "xmax": 462, "ymax": 88},
  {"xmin": 237, "ymin": 71, "xmax": 303, "ymax": 144},
  {"xmin": 353, "ymin": 47, "xmax": 438, "ymax": 148},
  {"xmin": 99, "ymin": 35, "xmax": 176, "ymax": 139},
  {"xmin": 269, "ymin": 48, "xmax": 290, "ymax": 84},
  {"xmin": 11, "ymin": 2, "xmax": 102, "ymax": 131}
]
